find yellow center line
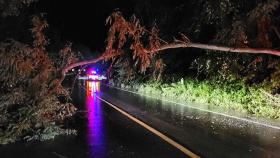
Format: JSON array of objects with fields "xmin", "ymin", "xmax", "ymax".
[{"xmin": 96, "ymin": 96, "xmax": 201, "ymax": 158}]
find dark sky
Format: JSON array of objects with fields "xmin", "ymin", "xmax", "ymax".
[{"xmin": 34, "ymin": 0, "xmax": 135, "ymax": 51}]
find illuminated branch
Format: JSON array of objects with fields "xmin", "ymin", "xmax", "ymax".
[
  {"xmin": 154, "ymin": 42, "xmax": 280, "ymax": 56},
  {"xmin": 53, "ymin": 52, "xmax": 122, "ymax": 92},
  {"xmin": 60, "ymin": 41, "xmax": 280, "ymax": 78},
  {"xmin": 56, "ymin": 11, "xmax": 280, "ymax": 90}
]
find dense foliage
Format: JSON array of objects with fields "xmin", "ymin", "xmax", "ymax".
[
  {"xmin": 0, "ymin": 16, "xmax": 77, "ymax": 144},
  {"xmin": 109, "ymin": 0, "xmax": 280, "ymax": 91},
  {"xmin": 187, "ymin": 0, "xmax": 280, "ymax": 93}
]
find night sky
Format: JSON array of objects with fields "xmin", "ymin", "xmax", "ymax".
[
  {"xmin": 32, "ymin": 0, "xmax": 186, "ymax": 51},
  {"xmin": 34, "ymin": 0, "xmax": 135, "ymax": 51}
]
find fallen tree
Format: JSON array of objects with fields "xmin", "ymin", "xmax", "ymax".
[{"xmin": 58, "ymin": 11, "xmax": 280, "ymax": 87}]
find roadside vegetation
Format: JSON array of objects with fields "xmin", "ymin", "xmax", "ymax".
[{"xmin": 137, "ymin": 78, "xmax": 280, "ymax": 119}]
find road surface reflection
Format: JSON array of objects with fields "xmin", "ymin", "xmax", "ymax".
[
  {"xmin": 86, "ymin": 81, "xmax": 106, "ymax": 158},
  {"xmin": 86, "ymin": 81, "xmax": 100, "ymax": 95}
]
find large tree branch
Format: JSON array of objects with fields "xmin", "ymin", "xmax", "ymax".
[
  {"xmin": 53, "ymin": 52, "xmax": 122, "ymax": 93},
  {"xmin": 54, "ymin": 42, "xmax": 280, "ymax": 93},
  {"xmin": 61, "ymin": 42, "xmax": 280, "ymax": 78},
  {"xmin": 61, "ymin": 56, "xmax": 104, "ymax": 76},
  {"xmin": 52, "ymin": 56, "xmax": 105, "ymax": 94},
  {"xmin": 154, "ymin": 42, "xmax": 280, "ymax": 56}
]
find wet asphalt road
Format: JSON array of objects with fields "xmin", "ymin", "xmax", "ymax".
[
  {"xmin": 1, "ymin": 80, "xmax": 280, "ymax": 158},
  {"xmin": 0, "ymin": 81, "xmax": 187, "ymax": 158},
  {"xmin": 100, "ymin": 84, "xmax": 280, "ymax": 158}
]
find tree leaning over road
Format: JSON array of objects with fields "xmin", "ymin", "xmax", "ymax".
[{"xmin": 59, "ymin": 11, "xmax": 280, "ymax": 87}]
